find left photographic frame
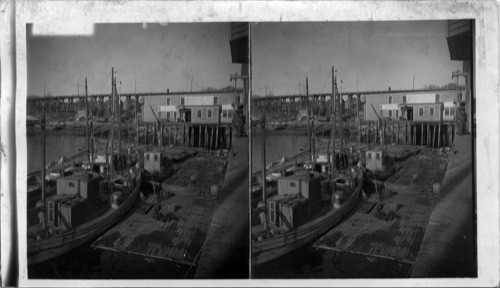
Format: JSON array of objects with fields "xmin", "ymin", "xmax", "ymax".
[{"xmin": 21, "ymin": 21, "xmax": 249, "ymax": 280}]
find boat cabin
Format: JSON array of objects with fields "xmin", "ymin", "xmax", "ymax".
[
  {"xmin": 267, "ymin": 172, "xmax": 323, "ymax": 229},
  {"xmin": 56, "ymin": 173, "xmax": 102, "ymax": 204},
  {"xmin": 47, "ymin": 194, "xmax": 88, "ymax": 229},
  {"xmin": 365, "ymin": 149, "xmax": 388, "ymax": 172},
  {"xmin": 47, "ymin": 173, "xmax": 103, "ymax": 229},
  {"xmin": 144, "ymin": 151, "xmax": 172, "ymax": 173}
]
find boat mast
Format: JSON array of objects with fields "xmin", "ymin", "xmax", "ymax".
[
  {"xmin": 109, "ymin": 67, "xmax": 115, "ymax": 192},
  {"xmin": 306, "ymin": 77, "xmax": 313, "ymax": 165},
  {"xmin": 85, "ymin": 77, "xmax": 90, "ymax": 162},
  {"xmin": 135, "ymin": 80, "xmax": 139, "ymax": 148},
  {"xmin": 41, "ymin": 85, "xmax": 47, "ymax": 229},
  {"xmin": 339, "ymin": 79, "xmax": 343, "ymax": 153},
  {"xmin": 118, "ymin": 79, "xmax": 122, "ymax": 159},
  {"xmin": 261, "ymin": 112, "xmax": 268, "ymax": 230},
  {"xmin": 331, "ymin": 67, "xmax": 337, "ymax": 179}
]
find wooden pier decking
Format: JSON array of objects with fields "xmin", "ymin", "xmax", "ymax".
[
  {"xmin": 92, "ymin": 194, "xmax": 216, "ymax": 266},
  {"xmin": 314, "ymin": 193, "xmax": 434, "ymax": 264},
  {"xmin": 384, "ymin": 148, "xmax": 448, "ymax": 195}
]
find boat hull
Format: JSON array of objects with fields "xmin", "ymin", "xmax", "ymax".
[
  {"xmin": 28, "ymin": 172, "xmax": 142, "ymax": 265},
  {"xmin": 251, "ymin": 174, "xmax": 363, "ymax": 266}
]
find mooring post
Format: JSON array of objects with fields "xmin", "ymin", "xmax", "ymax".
[
  {"xmin": 215, "ymin": 124, "xmax": 220, "ymax": 150},
  {"xmin": 438, "ymin": 123, "xmax": 441, "ymax": 148}
]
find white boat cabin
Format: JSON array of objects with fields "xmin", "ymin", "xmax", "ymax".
[{"xmin": 365, "ymin": 149, "xmax": 388, "ymax": 172}]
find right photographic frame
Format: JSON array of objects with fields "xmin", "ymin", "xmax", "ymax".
[{"xmin": 250, "ymin": 20, "xmax": 476, "ymax": 278}]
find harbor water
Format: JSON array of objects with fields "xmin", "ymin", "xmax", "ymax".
[{"xmin": 251, "ymin": 132, "xmax": 309, "ymax": 173}]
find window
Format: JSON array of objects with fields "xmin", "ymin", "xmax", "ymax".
[
  {"xmin": 436, "ymin": 94, "xmax": 440, "ymax": 103},
  {"xmin": 388, "ymin": 110, "xmax": 392, "ymax": 117},
  {"xmin": 208, "ymin": 109, "xmax": 212, "ymax": 118},
  {"xmin": 197, "ymin": 109, "xmax": 202, "ymax": 118},
  {"xmin": 174, "ymin": 112, "xmax": 177, "ymax": 120},
  {"xmin": 181, "ymin": 97, "xmax": 185, "ymax": 105},
  {"xmin": 430, "ymin": 107, "xmax": 434, "ymax": 116},
  {"xmin": 419, "ymin": 107, "xmax": 424, "ymax": 116},
  {"xmin": 402, "ymin": 95, "xmax": 407, "ymax": 103},
  {"xmin": 166, "ymin": 111, "xmax": 171, "ymax": 119},
  {"xmin": 388, "ymin": 96, "xmax": 392, "ymax": 104},
  {"xmin": 222, "ymin": 109, "xmax": 228, "ymax": 118},
  {"xmin": 214, "ymin": 97, "xmax": 218, "ymax": 105},
  {"xmin": 396, "ymin": 110, "xmax": 399, "ymax": 118},
  {"xmin": 450, "ymin": 107, "xmax": 455, "ymax": 116},
  {"xmin": 154, "ymin": 154, "xmax": 158, "ymax": 161},
  {"xmin": 367, "ymin": 153, "xmax": 372, "ymax": 160},
  {"xmin": 290, "ymin": 182, "xmax": 296, "ymax": 187},
  {"xmin": 166, "ymin": 97, "xmax": 171, "ymax": 105},
  {"xmin": 146, "ymin": 154, "xmax": 150, "ymax": 160},
  {"xmin": 228, "ymin": 109, "xmax": 234, "ymax": 119},
  {"xmin": 69, "ymin": 182, "xmax": 75, "ymax": 188},
  {"xmin": 445, "ymin": 107, "xmax": 450, "ymax": 116},
  {"xmin": 376, "ymin": 152, "xmax": 380, "ymax": 160}
]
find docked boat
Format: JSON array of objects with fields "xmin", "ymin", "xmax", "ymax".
[
  {"xmin": 28, "ymin": 69, "xmax": 142, "ymax": 265},
  {"xmin": 251, "ymin": 72, "xmax": 364, "ymax": 265},
  {"xmin": 27, "ymin": 168, "xmax": 142, "ymax": 265},
  {"xmin": 251, "ymin": 168, "xmax": 363, "ymax": 265}
]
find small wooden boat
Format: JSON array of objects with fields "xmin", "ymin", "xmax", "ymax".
[
  {"xmin": 27, "ymin": 169, "xmax": 141, "ymax": 265},
  {"xmin": 251, "ymin": 171, "xmax": 363, "ymax": 266}
]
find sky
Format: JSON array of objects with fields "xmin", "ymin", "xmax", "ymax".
[
  {"xmin": 252, "ymin": 21, "xmax": 465, "ymax": 97},
  {"xmin": 27, "ymin": 23, "xmax": 241, "ymax": 96}
]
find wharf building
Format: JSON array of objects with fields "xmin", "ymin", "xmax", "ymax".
[
  {"xmin": 364, "ymin": 89, "xmax": 466, "ymax": 123},
  {"xmin": 142, "ymin": 91, "xmax": 241, "ymax": 124}
]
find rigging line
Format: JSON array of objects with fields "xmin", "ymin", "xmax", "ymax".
[
  {"xmin": 320, "ymin": 68, "xmax": 332, "ymax": 94},
  {"xmin": 101, "ymin": 71, "xmax": 112, "ymax": 94}
]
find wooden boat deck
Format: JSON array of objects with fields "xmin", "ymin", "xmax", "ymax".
[
  {"xmin": 384, "ymin": 148, "xmax": 448, "ymax": 194},
  {"xmin": 314, "ymin": 193, "xmax": 434, "ymax": 264},
  {"xmin": 92, "ymin": 194, "xmax": 216, "ymax": 267}
]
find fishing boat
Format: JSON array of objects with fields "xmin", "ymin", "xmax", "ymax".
[
  {"xmin": 28, "ymin": 69, "xmax": 142, "ymax": 265},
  {"xmin": 252, "ymin": 71, "xmax": 366, "ymax": 265},
  {"xmin": 251, "ymin": 168, "xmax": 363, "ymax": 265}
]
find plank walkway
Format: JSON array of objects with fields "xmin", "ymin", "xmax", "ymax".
[
  {"xmin": 92, "ymin": 195, "xmax": 216, "ymax": 266},
  {"xmin": 314, "ymin": 195, "xmax": 433, "ymax": 264}
]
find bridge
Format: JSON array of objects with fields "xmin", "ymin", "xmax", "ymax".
[
  {"xmin": 26, "ymin": 89, "xmax": 243, "ymax": 116},
  {"xmin": 252, "ymin": 88, "xmax": 458, "ymax": 114}
]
